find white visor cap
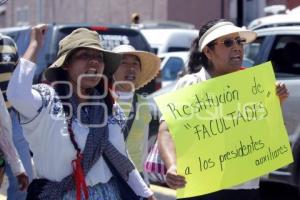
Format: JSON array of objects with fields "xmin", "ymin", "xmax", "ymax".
[{"xmin": 198, "ymin": 22, "xmax": 257, "ymax": 52}]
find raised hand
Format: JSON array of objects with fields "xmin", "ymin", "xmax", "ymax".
[
  {"xmin": 30, "ymin": 24, "xmax": 48, "ymax": 49},
  {"xmin": 23, "ymin": 24, "xmax": 48, "ymax": 62},
  {"xmin": 276, "ymin": 82, "xmax": 289, "ymax": 104}
]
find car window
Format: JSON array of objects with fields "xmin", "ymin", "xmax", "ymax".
[
  {"xmin": 244, "ymin": 36, "xmax": 265, "ymax": 66},
  {"xmin": 268, "ymin": 35, "xmax": 300, "ymax": 76},
  {"xmin": 162, "ymin": 57, "xmax": 184, "ymax": 81}
]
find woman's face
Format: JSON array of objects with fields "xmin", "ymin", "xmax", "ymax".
[
  {"xmin": 66, "ymin": 48, "xmax": 105, "ymax": 90},
  {"xmin": 113, "ymin": 54, "xmax": 141, "ymax": 91},
  {"xmin": 204, "ymin": 33, "xmax": 245, "ymax": 76}
]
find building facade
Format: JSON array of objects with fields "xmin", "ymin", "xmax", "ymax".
[{"xmin": 0, "ymin": 0, "xmax": 299, "ymax": 28}]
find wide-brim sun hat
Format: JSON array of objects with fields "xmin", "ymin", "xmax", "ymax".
[
  {"xmin": 198, "ymin": 21, "xmax": 257, "ymax": 52},
  {"xmin": 112, "ymin": 45, "xmax": 160, "ymax": 90},
  {"xmin": 45, "ymin": 28, "xmax": 121, "ymax": 82}
]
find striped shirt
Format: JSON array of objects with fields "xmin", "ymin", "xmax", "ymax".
[{"xmin": 0, "ymin": 34, "xmax": 19, "ymax": 109}]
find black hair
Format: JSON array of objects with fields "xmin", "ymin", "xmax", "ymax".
[{"xmin": 188, "ymin": 19, "xmax": 229, "ymax": 74}]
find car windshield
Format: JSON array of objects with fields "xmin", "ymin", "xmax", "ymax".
[
  {"xmin": 56, "ymin": 27, "xmax": 150, "ymax": 51},
  {"xmin": 244, "ymin": 34, "xmax": 300, "ymax": 76},
  {"xmin": 161, "ymin": 56, "xmax": 184, "ymax": 81},
  {"xmin": 268, "ymin": 35, "xmax": 300, "ymax": 75}
]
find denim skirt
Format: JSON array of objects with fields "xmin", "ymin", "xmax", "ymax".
[{"xmin": 62, "ymin": 178, "xmax": 121, "ymax": 200}]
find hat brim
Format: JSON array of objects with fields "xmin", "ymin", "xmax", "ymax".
[
  {"xmin": 199, "ymin": 23, "xmax": 257, "ymax": 52},
  {"xmin": 122, "ymin": 51, "xmax": 160, "ymax": 90},
  {"xmin": 45, "ymin": 46, "xmax": 121, "ymax": 81}
]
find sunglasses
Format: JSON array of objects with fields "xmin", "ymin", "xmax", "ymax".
[{"xmin": 216, "ymin": 38, "xmax": 246, "ymax": 48}]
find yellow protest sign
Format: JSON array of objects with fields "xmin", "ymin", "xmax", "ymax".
[{"xmin": 154, "ymin": 62, "xmax": 293, "ymax": 199}]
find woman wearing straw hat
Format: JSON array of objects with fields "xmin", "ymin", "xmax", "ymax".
[
  {"xmin": 112, "ymin": 45, "xmax": 160, "ymax": 179},
  {"xmin": 7, "ymin": 25, "xmax": 155, "ymax": 200},
  {"xmin": 157, "ymin": 19, "xmax": 289, "ymax": 200}
]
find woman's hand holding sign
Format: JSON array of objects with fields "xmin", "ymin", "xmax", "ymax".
[
  {"xmin": 276, "ymin": 82, "xmax": 289, "ymax": 104},
  {"xmin": 165, "ymin": 165, "xmax": 186, "ymax": 189}
]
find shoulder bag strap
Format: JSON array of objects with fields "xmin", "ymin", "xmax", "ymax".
[{"xmin": 122, "ymin": 93, "xmax": 138, "ymax": 140}]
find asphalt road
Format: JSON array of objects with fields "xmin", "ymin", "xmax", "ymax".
[{"xmin": 0, "ymin": 176, "xmax": 176, "ymax": 200}]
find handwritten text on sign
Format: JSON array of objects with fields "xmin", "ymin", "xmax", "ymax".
[{"xmin": 154, "ymin": 62, "xmax": 293, "ymax": 198}]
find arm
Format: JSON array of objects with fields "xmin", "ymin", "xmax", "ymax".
[
  {"xmin": 7, "ymin": 24, "xmax": 48, "ymax": 119},
  {"xmin": 23, "ymin": 24, "xmax": 47, "ymax": 62},
  {"xmin": 7, "ymin": 58, "xmax": 43, "ymax": 119},
  {"xmin": 127, "ymin": 170, "xmax": 156, "ymax": 199},
  {"xmin": 157, "ymin": 121, "xmax": 186, "ymax": 189},
  {"xmin": 110, "ymin": 104, "xmax": 156, "ymax": 199}
]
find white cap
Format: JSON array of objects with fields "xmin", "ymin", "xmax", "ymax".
[{"xmin": 198, "ymin": 22, "xmax": 257, "ymax": 52}]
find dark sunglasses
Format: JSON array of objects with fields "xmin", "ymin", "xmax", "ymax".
[{"xmin": 216, "ymin": 38, "xmax": 246, "ymax": 48}]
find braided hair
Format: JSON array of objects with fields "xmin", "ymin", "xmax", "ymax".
[{"xmin": 188, "ymin": 19, "xmax": 229, "ymax": 74}]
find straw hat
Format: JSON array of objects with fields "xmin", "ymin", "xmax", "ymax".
[
  {"xmin": 198, "ymin": 21, "xmax": 257, "ymax": 52},
  {"xmin": 112, "ymin": 45, "xmax": 160, "ymax": 90},
  {"xmin": 45, "ymin": 28, "xmax": 121, "ymax": 82}
]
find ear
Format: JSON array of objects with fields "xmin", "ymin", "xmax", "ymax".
[{"xmin": 203, "ymin": 46, "xmax": 213, "ymax": 60}]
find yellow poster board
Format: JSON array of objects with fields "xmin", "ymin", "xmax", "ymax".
[{"xmin": 154, "ymin": 62, "xmax": 293, "ymax": 198}]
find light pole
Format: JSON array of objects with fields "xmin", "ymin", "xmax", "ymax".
[
  {"xmin": 237, "ymin": 0, "xmax": 244, "ymax": 26},
  {"xmin": 36, "ymin": 0, "xmax": 44, "ymax": 23}
]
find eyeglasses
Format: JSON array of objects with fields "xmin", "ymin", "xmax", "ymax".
[
  {"xmin": 72, "ymin": 52, "xmax": 104, "ymax": 63},
  {"xmin": 216, "ymin": 38, "xmax": 246, "ymax": 48}
]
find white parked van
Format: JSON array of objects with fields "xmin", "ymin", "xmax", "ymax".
[
  {"xmin": 140, "ymin": 28, "xmax": 198, "ymax": 54},
  {"xmin": 248, "ymin": 6, "xmax": 300, "ymax": 30}
]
